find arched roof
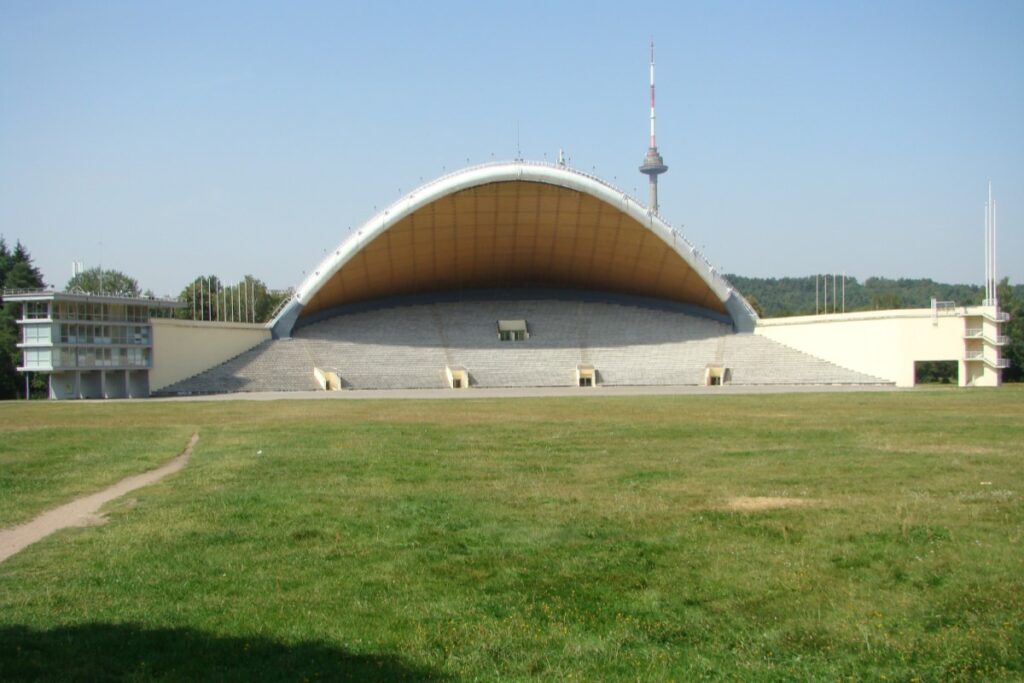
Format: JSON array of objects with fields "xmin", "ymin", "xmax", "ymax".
[{"xmin": 271, "ymin": 161, "xmax": 757, "ymax": 336}]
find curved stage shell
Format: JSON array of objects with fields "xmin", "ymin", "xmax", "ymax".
[
  {"xmin": 152, "ymin": 162, "xmax": 897, "ymax": 395},
  {"xmin": 271, "ymin": 161, "xmax": 758, "ymax": 338}
]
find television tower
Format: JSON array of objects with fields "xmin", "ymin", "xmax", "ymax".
[{"xmin": 639, "ymin": 41, "xmax": 668, "ymax": 213}]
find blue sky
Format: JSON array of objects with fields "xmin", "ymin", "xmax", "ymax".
[{"xmin": 2, "ymin": 1, "xmax": 1021, "ymax": 296}]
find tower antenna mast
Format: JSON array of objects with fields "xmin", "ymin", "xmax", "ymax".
[
  {"xmin": 639, "ymin": 41, "xmax": 668, "ymax": 213},
  {"xmin": 985, "ymin": 180, "xmax": 998, "ymax": 307}
]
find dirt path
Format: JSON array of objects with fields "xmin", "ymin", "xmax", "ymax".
[{"xmin": 0, "ymin": 433, "xmax": 199, "ymax": 564}]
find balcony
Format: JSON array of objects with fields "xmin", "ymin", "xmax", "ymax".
[
  {"xmin": 965, "ymin": 329, "xmax": 1010, "ymax": 345},
  {"xmin": 983, "ymin": 310, "xmax": 1010, "ymax": 323},
  {"xmin": 964, "ymin": 351, "xmax": 1010, "ymax": 369}
]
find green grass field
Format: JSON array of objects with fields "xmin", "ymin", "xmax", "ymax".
[{"xmin": 1, "ymin": 389, "xmax": 1022, "ymax": 681}]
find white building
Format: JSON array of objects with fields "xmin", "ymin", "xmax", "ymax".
[{"xmin": 5, "ymin": 290, "xmax": 182, "ymax": 399}]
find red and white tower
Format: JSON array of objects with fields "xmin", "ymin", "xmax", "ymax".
[{"xmin": 639, "ymin": 41, "xmax": 668, "ymax": 213}]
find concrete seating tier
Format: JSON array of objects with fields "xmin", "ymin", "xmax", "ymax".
[
  {"xmin": 722, "ymin": 334, "xmax": 889, "ymax": 385},
  {"xmin": 298, "ymin": 297, "xmax": 886, "ymax": 389},
  {"xmin": 153, "ymin": 339, "xmax": 321, "ymax": 395},
  {"xmin": 157, "ymin": 295, "xmax": 890, "ymax": 394}
]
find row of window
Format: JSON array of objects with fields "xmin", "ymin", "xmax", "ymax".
[
  {"xmin": 24, "ymin": 347, "xmax": 150, "ymax": 369},
  {"xmin": 56, "ymin": 302, "xmax": 152, "ymax": 322},
  {"xmin": 57, "ymin": 324, "xmax": 150, "ymax": 345},
  {"xmin": 48, "ymin": 302, "xmax": 151, "ymax": 322},
  {"xmin": 20, "ymin": 301, "xmax": 155, "ymax": 322}
]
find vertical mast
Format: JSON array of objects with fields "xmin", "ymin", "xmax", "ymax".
[
  {"xmin": 649, "ymin": 41, "xmax": 657, "ymax": 149},
  {"xmin": 985, "ymin": 180, "xmax": 998, "ymax": 307},
  {"xmin": 639, "ymin": 41, "xmax": 669, "ymax": 213}
]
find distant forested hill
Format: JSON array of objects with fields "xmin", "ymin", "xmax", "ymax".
[{"xmin": 725, "ymin": 275, "xmax": 1023, "ymax": 318}]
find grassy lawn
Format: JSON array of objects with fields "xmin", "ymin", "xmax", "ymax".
[
  {"xmin": 0, "ymin": 403, "xmax": 197, "ymax": 528},
  {"xmin": 1, "ymin": 389, "xmax": 1022, "ymax": 681}
]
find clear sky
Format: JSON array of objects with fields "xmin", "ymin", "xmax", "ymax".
[{"xmin": 2, "ymin": 0, "xmax": 1021, "ymax": 296}]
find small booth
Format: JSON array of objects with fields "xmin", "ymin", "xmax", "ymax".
[
  {"xmin": 704, "ymin": 365, "xmax": 729, "ymax": 386},
  {"xmin": 576, "ymin": 364, "xmax": 596, "ymax": 387},
  {"xmin": 446, "ymin": 365, "xmax": 470, "ymax": 389},
  {"xmin": 496, "ymin": 320, "xmax": 529, "ymax": 341}
]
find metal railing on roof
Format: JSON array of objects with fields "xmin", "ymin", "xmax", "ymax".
[
  {"xmin": 985, "ymin": 310, "xmax": 1010, "ymax": 323},
  {"xmin": 2, "ymin": 287, "xmax": 180, "ymax": 305},
  {"xmin": 267, "ymin": 290, "xmax": 297, "ymax": 322}
]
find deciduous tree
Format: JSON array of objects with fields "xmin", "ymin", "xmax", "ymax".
[{"xmin": 66, "ymin": 267, "xmax": 140, "ymax": 297}]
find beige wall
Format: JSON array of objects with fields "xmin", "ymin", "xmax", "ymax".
[
  {"xmin": 151, "ymin": 319, "xmax": 270, "ymax": 391},
  {"xmin": 756, "ymin": 307, "xmax": 996, "ymax": 388}
]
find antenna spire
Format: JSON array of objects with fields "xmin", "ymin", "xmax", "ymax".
[
  {"xmin": 639, "ymin": 40, "xmax": 668, "ymax": 213},
  {"xmin": 649, "ymin": 40, "xmax": 657, "ymax": 149},
  {"xmin": 985, "ymin": 180, "xmax": 998, "ymax": 307}
]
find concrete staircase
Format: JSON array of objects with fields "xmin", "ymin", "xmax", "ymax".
[
  {"xmin": 153, "ymin": 339, "xmax": 320, "ymax": 395},
  {"xmin": 722, "ymin": 334, "xmax": 888, "ymax": 385}
]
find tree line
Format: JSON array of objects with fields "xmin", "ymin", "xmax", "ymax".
[
  {"xmin": 728, "ymin": 274, "xmax": 1023, "ymax": 382},
  {"xmin": 726, "ymin": 274, "xmax": 1024, "ymax": 318}
]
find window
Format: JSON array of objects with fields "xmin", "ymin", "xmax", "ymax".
[
  {"xmin": 24, "ymin": 302, "xmax": 50, "ymax": 319},
  {"xmin": 23, "ymin": 325, "xmax": 51, "ymax": 344},
  {"xmin": 23, "ymin": 348, "xmax": 52, "ymax": 369},
  {"xmin": 126, "ymin": 347, "xmax": 150, "ymax": 367}
]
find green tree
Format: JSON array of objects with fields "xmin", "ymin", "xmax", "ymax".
[
  {"xmin": 66, "ymin": 267, "xmax": 140, "ymax": 297},
  {"xmin": 997, "ymin": 278, "xmax": 1022, "ymax": 382},
  {"xmin": 0, "ymin": 239, "xmax": 47, "ymax": 399},
  {"xmin": 176, "ymin": 275, "xmax": 290, "ymax": 323},
  {"xmin": 177, "ymin": 275, "xmax": 222, "ymax": 321},
  {"xmin": 725, "ymin": 274, "xmax": 990, "ymax": 318}
]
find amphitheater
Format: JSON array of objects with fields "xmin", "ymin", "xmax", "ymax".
[{"xmin": 152, "ymin": 161, "xmax": 906, "ymax": 395}]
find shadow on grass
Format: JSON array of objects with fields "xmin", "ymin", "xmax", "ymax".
[{"xmin": 0, "ymin": 623, "xmax": 449, "ymax": 682}]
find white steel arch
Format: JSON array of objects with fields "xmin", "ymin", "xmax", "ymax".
[{"xmin": 271, "ymin": 161, "xmax": 757, "ymax": 337}]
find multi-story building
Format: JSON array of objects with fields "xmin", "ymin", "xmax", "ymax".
[{"xmin": 4, "ymin": 290, "xmax": 182, "ymax": 399}]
